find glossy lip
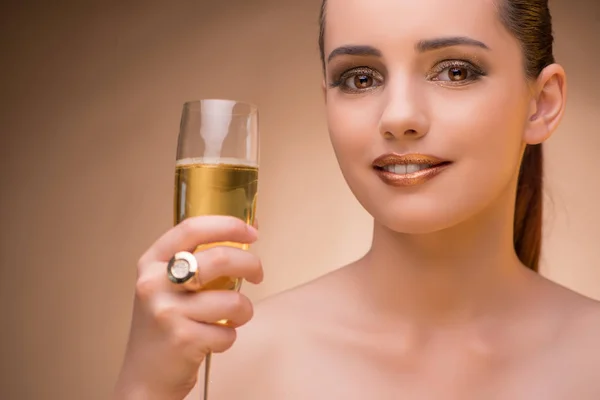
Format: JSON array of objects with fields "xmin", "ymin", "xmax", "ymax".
[
  {"xmin": 372, "ymin": 153, "xmax": 452, "ymax": 187},
  {"xmin": 372, "ymin": 153, "xmax": 448, "ymax": 168}
]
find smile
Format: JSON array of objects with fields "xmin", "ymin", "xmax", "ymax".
[{"xmin": 372, "ymin": 153, "xmax": 452, "ymax": 187}]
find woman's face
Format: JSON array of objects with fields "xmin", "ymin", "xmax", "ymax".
[{"xmin": 323, "ymin": 0, "xmax": 536, "ymax": 234}]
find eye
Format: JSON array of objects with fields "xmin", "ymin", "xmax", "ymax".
[
  {"xmin": 440, "ymin": 67, "xmax": 470, "ymax": 82},
  {"xmin": 347, "ymin": 74, "xmax": 376, "ymax": 89},
  {"xmin": 331, "ymin": 67, "xmax": 384, "ymax": 93},
  {"xmin": 429, "ymin": 60, "xmax": 485, "ymax": 84}
]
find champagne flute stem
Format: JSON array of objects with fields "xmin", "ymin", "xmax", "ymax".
[
  {"xmin": 203, "ymin": 352, "xmax": 212, "ymax": 400},
  {"xmin": 201, "ymin": 281, "xmax": 242, "ymax": 400}
]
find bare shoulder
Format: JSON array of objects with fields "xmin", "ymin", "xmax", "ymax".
[
  {"xmin": 559, "ymin": 290, "xmax": 600, "ymax": 391},
  {"xmin": 544, "ymin": 276, "xmax": 600, "ymax": 329},
  {"xmin": 204, "ymin": 268, "xmax": 344, "ymax": 399},
  {"xmin": 563, "ymin": 290, "xmax": 600, "ymax": 343},
  {"xmin": 542, "ymin": 276, "xmax": 600, "ymax": 363}
]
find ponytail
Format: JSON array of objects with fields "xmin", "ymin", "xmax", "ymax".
[{"xmin": 513, "ymin": 144, "xmax": 544, "ymax": 271}]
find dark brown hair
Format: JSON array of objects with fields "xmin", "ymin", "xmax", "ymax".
[{"xmin": 318, "ymin": 0, "xmax": 555, "ymax": 272}]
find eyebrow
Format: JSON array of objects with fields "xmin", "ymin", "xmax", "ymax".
[
  {"xmin": 416, "ymin": 36, "xmax": 490, "ymax": 52},
  {"xmin": 327, "ymin": 36, "xmax": 489, "ymax": 64},
  {"xmin": 327, "ymin": 45, "xmax": 382, "ymax": 63}
]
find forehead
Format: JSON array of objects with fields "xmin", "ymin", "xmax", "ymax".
[{"xmin": 324, "ymin": 0, "xmax": 506, "ymax": 52}]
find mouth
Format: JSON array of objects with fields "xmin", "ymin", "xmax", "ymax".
[{"xmin": 372, "ymin": 153, "xmax": 452, "ymax": 186}]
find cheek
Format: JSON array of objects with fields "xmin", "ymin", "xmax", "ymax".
[
  {"xmin": 326, "ymin": 96, "xmax": 381, "ymax": 165},
  {"xmin": 436, "ymin": 82, "xmax": 529, "ymax": 182}
]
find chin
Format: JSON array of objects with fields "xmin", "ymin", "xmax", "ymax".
[
  {"xmin": 345, "ymin": 177, "xmax": 488, "ymax": 236},
  {"xmin": 368, "ymin": 200, "xmax": 469, "ymax": 235},
  {"xmin": 338, "ymin": 161, "xmax": 516, "ymax": 237}
]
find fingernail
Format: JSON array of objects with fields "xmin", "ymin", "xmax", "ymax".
[{"xmin": 247, "ymin": 224, "xmax": 259, "ymax": 238}]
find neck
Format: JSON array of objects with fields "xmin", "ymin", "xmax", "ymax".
[{"xmin": 354, "ymin": 188, "xmax": 531, "ymax": 326}]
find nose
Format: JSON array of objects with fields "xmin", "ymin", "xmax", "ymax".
[{"xmin": 378, "ymin": 77, "xmax": 430, "ymax": 140}]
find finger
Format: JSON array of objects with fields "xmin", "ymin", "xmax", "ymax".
[
  {"xmin": 196, "ymin": 246, "xmax": 263, "ymax": 285},
  {"xmin": 142, "ymin": 215, "xmax": 258, "ymax": 263},
  {"xmin": 168, "ymin": 317, "xmax": 238, "ymax": 362},
  {"xmin": 163, "ymin": 290, "xmax": 254, "ymax": 329},
  {"xmin": 193, "ymin": 290, "xmax": 254, "ymax": 328},
  {"xmin": 193, "ymin": 321, "xmax": 237, "ymax": 354}
]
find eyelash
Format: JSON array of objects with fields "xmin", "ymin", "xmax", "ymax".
[
  {"xmin": 329, "ymin": 59, "xmax": 487, "ymax": 93},
  {"xmin": 329, "ymin": 67, "xmax": 384, "ymax": 93},
  {"xmin": 428, "ymin": 59, "xmax": 486, "ymax": 83}
]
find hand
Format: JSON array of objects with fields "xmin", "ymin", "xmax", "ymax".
[{"xmin": 113, "ymin": 216, "xmax": 262, "ymax": 399}]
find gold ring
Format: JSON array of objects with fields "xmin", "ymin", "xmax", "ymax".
[{"xmin": 167, "ymin": 251, "xmax": 202, "ymax": 291}]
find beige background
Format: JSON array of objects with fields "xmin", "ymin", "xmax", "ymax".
[{"xmin": 0, "ymin": 0, "xmax": 598, "ymax": 399}]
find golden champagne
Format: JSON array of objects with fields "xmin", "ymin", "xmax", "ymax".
[{"xmin": 174, "ymin": 157, "xmax": 258, "ymax": 291}]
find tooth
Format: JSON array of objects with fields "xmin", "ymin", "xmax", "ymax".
[
  {"xmin": 379, "ymin": 163, "xmax": 439, "ymax": 175},
  {"xmin": 406, "ymin": 164, "xmax": 420, "ymax": 174}
]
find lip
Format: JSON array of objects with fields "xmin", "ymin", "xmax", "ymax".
[
  {"xmin": 372, "ymin": 153, "xmax": 452, "ymax": 187},
  {"xmin": 372, "ymin": 153, "xmax": 448, "ymax": 168}
]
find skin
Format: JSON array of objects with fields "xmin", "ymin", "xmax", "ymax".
[{"xmin": 114, "ymin": 0, "xmax": 600, "ymax": 399}]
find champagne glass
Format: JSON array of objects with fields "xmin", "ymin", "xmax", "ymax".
[{"xmin": 174, "ymin": 99, "xmax": 259, "ymax": 399}]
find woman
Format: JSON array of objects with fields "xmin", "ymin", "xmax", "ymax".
[{"xmin": 114, "ymin": 0, "xmax": 600, "ymax": 398}]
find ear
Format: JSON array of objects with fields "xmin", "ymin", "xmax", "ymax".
[{"xmin": 524, "ymin": 64, "xmax": 568, "ymax": 145}]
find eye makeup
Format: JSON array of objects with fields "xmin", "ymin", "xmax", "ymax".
[{"xmin": 327, "ymin": 51, "xmax": 489, "ymax": 93}]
